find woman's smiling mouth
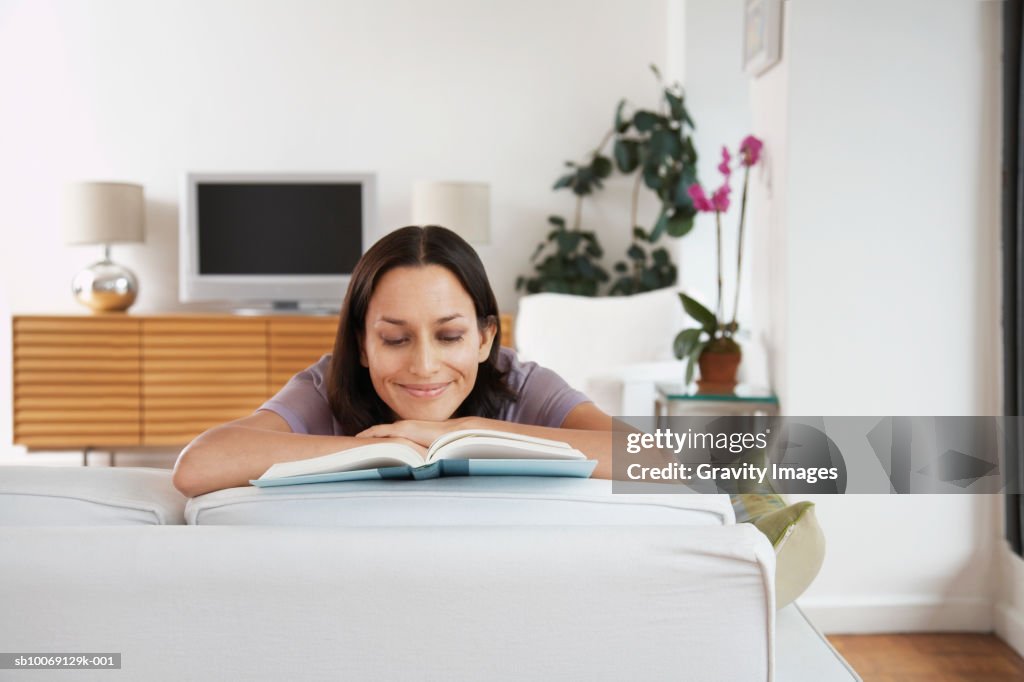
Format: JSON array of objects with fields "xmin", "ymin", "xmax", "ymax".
[{"xmin": 398, "ymin": 382, "xmax": 452, "ymax": 398}]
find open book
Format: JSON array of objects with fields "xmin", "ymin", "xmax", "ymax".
[{"xmin": 250, "ymin": 429, "xmax": 596, "ymax": 488}]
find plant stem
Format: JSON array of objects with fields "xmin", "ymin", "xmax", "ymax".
[
  {"xmin": 715, "ymin": 210, "xmax": 723, "ymax": 335},
  {"xmin": 731, "ymin": 165, "xmax": 751, "ymax": 328},
  {"xmin": 631, "ymin": 171, "xmax": 643, "ymax": 285},
  {"xmin": 573, "ymin": 195, "xmax": 583, "ymax": 232},
  {"xmin": 630, "ymin": 171, "xmax": 642, "ymax": 236},
  {"xmin": 592, "ymin": 127, "xmax": 616, "ymax": 158}
]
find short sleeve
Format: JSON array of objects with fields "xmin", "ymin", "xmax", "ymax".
[
  {"xmin": 257, "ymin": 356, "xmax": 338, "ymax": 435},
  {"xmin": 505, "ymin": 353, "xmax": 592, "ymax": 428}
]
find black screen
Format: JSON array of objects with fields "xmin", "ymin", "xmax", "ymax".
[{"xmin": 197, "ymin": 183, "xmax": 363, "ymax": 275}]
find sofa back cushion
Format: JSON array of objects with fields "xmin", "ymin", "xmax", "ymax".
[
  {"xmin": 514, "ymin": 287, "xmax": 686, "ymax": 392},
  {"xmin": 186, "ymin": 477, "xmax": 734, "ymax": 526},
  {"xmin": 0, "ymin": 466, "xmax": 186, "ymax": 525}
]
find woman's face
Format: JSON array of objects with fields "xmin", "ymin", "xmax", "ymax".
[{"xmin": 361, "ymin": 265, "xmax": 495, "ymax": 422}]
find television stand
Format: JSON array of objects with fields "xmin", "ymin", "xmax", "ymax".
[{"xmin": 233, "ymin": 302, "xmax": 341, "ymax": 316}]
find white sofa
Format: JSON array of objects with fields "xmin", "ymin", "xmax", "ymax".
[{"xmin": 0, "ymin": 466, "xmax": 857, "ymax": 681}]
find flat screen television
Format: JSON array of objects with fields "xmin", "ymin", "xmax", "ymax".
[{"xmin": 179, "ymin": 172, "xmax": 376, "ymax": 311}]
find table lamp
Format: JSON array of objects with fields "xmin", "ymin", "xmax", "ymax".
[
  {"xmin": 63, "ymin": 181, "xmax": 145, "ymax": 312},
  {"xmin": 411, "ymin": 181, "xmax": 490, "ymax": 244}
]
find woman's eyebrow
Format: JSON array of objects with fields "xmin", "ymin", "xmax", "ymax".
[{"xmin": 377, "ymin": 313, "xmax": 465, "ymax": 326}]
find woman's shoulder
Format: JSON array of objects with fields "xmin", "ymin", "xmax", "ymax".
[
  {"xmin": 494, "ymin": 347, "xmax": 589, "ymax": 427},
  {"xmin": 496, "ymin": 346, "xmax": 530, "ymax": 386},
  {"xmin": 278, "ymin": 353, "xmax": 334, "ymax": 396},
  {"xmin": 496, "ymin": 347, "xmax": 561, "ymax": 394}
]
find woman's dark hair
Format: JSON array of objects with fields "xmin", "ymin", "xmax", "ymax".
[{"xmin": 326, "ymin": 225, "xmax": 516, "ymax": 434}]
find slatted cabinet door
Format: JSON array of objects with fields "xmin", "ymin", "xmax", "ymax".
[
  {"xmin": 12, "ymin": 312, "xmax": 514, "ymax": 452},
  {"xmin": 268, "ymin": 317, "xmax": 338, "ymax": 396},
  {"xmin": 13, "ymin": 316, "xmax": 142, "ymax": 448},
  {"xmin": 141, "ymin": 317, "xmax": 268, "ymax": 446}
]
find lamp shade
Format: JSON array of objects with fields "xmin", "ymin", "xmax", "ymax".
[
  {"xmin": 411, "ymin": 181, "xmax": 490, "ymax": 244},
  {"xmin": 63, "ymin": 181, "xmax": 145, "ymax": 245}
]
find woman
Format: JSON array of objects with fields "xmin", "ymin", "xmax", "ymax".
[{"xmin": 172, "ymin": 225, "xmax": 613, "ymax": 497}]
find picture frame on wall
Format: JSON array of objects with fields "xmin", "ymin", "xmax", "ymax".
[{"xmin": 743, "ymin": 0, "xmax": 782, "ymax": 77}]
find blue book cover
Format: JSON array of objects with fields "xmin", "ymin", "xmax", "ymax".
[{"xmin": 250, "ymin": 458, "xmax": 596, "ymax": 488}]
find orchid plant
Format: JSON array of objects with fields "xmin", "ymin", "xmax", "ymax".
[{"xmin": 674, "ymin": 135, "xmax": 764, "ymax": 382}]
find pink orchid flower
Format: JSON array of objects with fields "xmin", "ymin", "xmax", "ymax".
[
  {"xmin": 711, "ymin": 184, "xmax": 731, "ymax": 212},
  {"xmin": 718, "ymin": 146, "xmax": 731, "ymax": 178},
  {"xmin": 739, "ymin": 135, "xmax": 764, "ymax": 167},
  {"xmin": 687, "ymin": 183, "xmax": 714, "ymax": 212}
]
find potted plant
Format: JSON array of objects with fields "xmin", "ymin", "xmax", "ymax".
[
  {"xmin": 674, "ymin": 135, "xmax": 763, "ymax": 388},
  {"xmin": 516, "ymin": 66, "xmax": 700, "ymax": 296}
]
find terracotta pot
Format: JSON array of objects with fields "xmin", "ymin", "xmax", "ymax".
[{"xmin": 697, "ymin": 348, "xmax": 742, "ymax": 390}]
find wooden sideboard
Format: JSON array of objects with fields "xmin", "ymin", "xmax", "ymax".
[{"xmin": 12, "ymin": 312, "xmax": 514, "ymax": 450}]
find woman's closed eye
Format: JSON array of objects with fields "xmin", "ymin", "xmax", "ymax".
[{"xmin": 380, "ymin": 333, "xmax": 464, "ymax": 346}]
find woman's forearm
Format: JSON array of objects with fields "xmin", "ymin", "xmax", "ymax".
[
  {"xmin": 173, "ymin": 426, "xmax": 373, "ymax": 497},
  {"xmin": 463, "ymin": 417, "xmax": 614, "ymax": 480}
]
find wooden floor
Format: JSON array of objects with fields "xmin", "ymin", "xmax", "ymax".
[{"xmin": 827, "ymin": 633, "xmax": 1024, "ymax": 681}]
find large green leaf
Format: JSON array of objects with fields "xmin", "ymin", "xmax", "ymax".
[
  {"xmin": 548, "ymin": 215, "xmax": 566, "ymax": 227},
  {"xmin": 592, "ymin": 155, "xmax": 613, "ymax": 179},
  {"xmin": 556, "ymin": 231, "xmax": 581, "ymax": 254},
  {"xmin": 649, "ymin": 129, "xmax": 682, "ymax": 165},
  {"xmin": 665, "ymin": 89, "xmax": 685, "ymax": 121},
  {"xmin": 553, "ymin": 174, "xmax": 573, "ymax": 190},
  {"xmin": 640, "ymin": 267, "xmax": 660, "ymax": 290},
  {"xmin": 673, "ymin": 328, "xmax": 703, "ymax": 360},
  {"xmin": 531, "ymin": 241, "xmax": 546, "ymax": 261},
  {"xmin": 627, "ymin": 244, "xmax": 645, "ymax": 261},
  {"xmin": 613, "ymin": 138, "xmax": 639, "ymax": 173},
  {"xmin": 633, "ymin": 110, "xmax": 659, "ymax": 132},
  {"xmin": 679, "ymin": 292, "xmax": 717, "ymax": 332},
  {"xmin": 650, "ymin": 209, "xmax": 668, "ymax": 242},
  {"xmin": 674, "ymin": 166, "xmax": 698, "ymax": 207},
  {"xmin": 643, "ymin": 163, "xmax": 661, "ymax": 190},
  {"xmin": 614, "ymin": 99, "xmax": 630, "ymax": 133},
  {"xmin": 666, "ymin": 208, "xmax": 695, "ymax": 238},
  {"xmin": 682, "ymin": 107, "xmax": 696, "ymax": 130}
]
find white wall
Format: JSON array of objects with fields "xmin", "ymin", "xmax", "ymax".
[
  {"xmin": 0, "ymin": 0, "xmax": 671, "ymax": 463},
  {"xmin": 749, "ymin": 0, "xmax": 1003, "ymax": 633}
]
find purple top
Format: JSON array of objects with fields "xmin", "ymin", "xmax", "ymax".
[{"xmin": 258, "ymin": 347, "xmax": 591, "ymax": 436}]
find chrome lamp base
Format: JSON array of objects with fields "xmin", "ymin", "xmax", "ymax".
[{"xmin": 72, "ymin": 246, "xmax": 138, "ymax": 312}]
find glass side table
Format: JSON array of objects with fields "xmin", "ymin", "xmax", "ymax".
[{"xmin": 654, "ymin": 383, "xmax": 780, "ymax": 417}]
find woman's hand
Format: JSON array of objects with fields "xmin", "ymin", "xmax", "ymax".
[{"xmin": 356, "ymin": 418, "xmax": 476, "ymax": 449}]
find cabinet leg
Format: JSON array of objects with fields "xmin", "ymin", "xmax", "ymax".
[
  {"xmin": 110, "ymin": 451, "xmax": 116, "ymax": 467},
  {"xmin": 82, "ymin": 446, "xmax": 92, "ymax": 467}
]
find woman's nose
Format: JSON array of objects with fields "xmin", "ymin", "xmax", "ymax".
[{"xmin": 409, "ymin": 339, "xmax": 441, "ymax": 376}]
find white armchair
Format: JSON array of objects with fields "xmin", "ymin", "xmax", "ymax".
[{"xmin": 513, "ymin": 287, "xmax": 688, "ymax": 415}]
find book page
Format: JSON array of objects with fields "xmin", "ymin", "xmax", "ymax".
[
  {"xmin": 426, "ymin": 429, "xmax": 574, "ymax": 459},
  {"xmin": 428, "ymin": 435, "xmax": 585, "ymax": 463},
  {"xmin": 258, "ymin": 441, "xmax": 425, "ymax": 480}
]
